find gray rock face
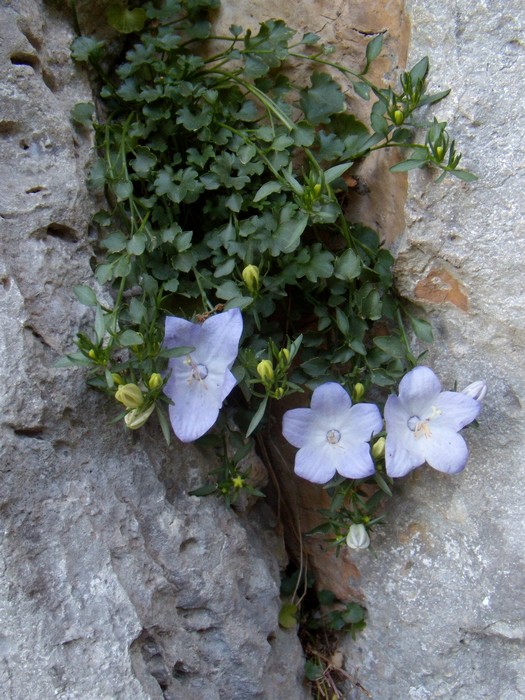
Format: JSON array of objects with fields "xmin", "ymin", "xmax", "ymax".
[
  {"xmin": 343, "ymin": 1, "xmax": 525, "ymax": 698},
  {"xmin": 2, "ymin": 0, "xmax": 524, "ymax": 698},
  {"xmin": 0, "ymin": 2, "xmax": 308, "ymax": 698}
]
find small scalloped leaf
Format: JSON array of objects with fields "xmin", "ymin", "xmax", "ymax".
[{"xmin": 106, "ymin": 4, "xmax": 147, "ymax": 34}]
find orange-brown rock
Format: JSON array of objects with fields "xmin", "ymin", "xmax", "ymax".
[{"xmin": 414, "ymin": 267, "xmax": 469, "ymax": 311}]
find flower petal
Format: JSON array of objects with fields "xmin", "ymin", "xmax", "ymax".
[
  {"xmin": 166, "ymin": 370, "xmax": 223, "ymax": 442},
  {"xmin": 385, "ymin": 395, "xmax": 426, "ymax": 477},
  {"xmin": 385, "ymin": 432, "xmax": 426, "ymax": 477},
  {"xmin": 384, "ymin": 394, "xmax": 409, "ymax": 431},
  {"xmin": 221, "ymin": 368, "xmax": 237, "ymax": 402},
  {"xmin": 294, "ymin": 442, "xmax": 337, "ymax": 484},
  {"xmin": 398, "ymin": 366, "xmax": 441, "ymax": 414},
  {"xmin": 200, "ymin": 308, "xmax": 243, "ymax": 370},
  {"xmin": 310, "ymin": 382, "xmax": 352, "ymax": 414},
  {"xmin": 164, "ymin": 315, "xmax": 199, "ymax": 348},
  {"xmin": 336, "ymin": 440, "xmax": 376, "ymax": 479},
  {"xmin": 422, "ymin": 428, "xmax": 470, "ymax": 474},
  {"xmin": 345, "ymin": 403, "xmax": 383, "ymax": 442},
  {"xmin": 282, "ymin": 408, "xmax": 314, "ymax": 448},
  {"xmin": 433, "ymin": 391, "xmax": 481, "ymax": 431}
]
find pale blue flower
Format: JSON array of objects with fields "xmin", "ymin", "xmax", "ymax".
[
  {"xmin": 163, "ymin": 308, "xmax": 243, "ymax": 442},
  {"xmin": 282, "ymin": 382, "xmax": 383, "ymax": 484},
  {"xmin": 385, "ymin": 366, "xmax": 481, "ymax": 477}
]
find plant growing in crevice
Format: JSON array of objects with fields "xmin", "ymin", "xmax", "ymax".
[
  {"xmin": 280, "ymin": 568, "xmax": 370, "ymax": 699},
  {"xmin": 62, "ymin": 0, "xmax": 483, "ymax": 692},
  {"xmin": 64, "ymin": 0, "xmax": 474, "ymax": 438}
]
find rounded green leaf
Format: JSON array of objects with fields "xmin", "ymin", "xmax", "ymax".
[
  {"xmin": 278, "ymin": 603, "xmax": 298, "ymax": 629},
  {"xmin": 334, "ymin": 250, "xmax": 361, "ymax": 281},
  {"xmin": 71, "ymin": 102, "xmax": 95, "ymax": 127},
  {"xmin": 106, "ymin": 4, "xmax": 147, "ymax": 34},
  {"xmin": 119, "ymin": 330, "xmax": 144, "ymax": 347},
  {"xmin": 73, "ymin": 285, "xmax": 97, "ymax": 307}
]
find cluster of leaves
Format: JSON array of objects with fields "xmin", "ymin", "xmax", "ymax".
[
  {"xmin": 280, "ymin": 569, "xmax": 367, "ymax": 698},
  {"xmin": 65, "ymin": 0, "xmax": 473, "ymax": 419},
  {"xmin": 187, "ymin": 425, "xmax": 265, "ymax": 506}
]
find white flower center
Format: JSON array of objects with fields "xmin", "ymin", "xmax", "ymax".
[
  {"xmin": 192, "ymin": 363, "xmax": 208, "ymax": 380},
  {"xmin": 326, "ymin": 429, "xmax": 342, "ymax": 444},
  {"xmin": 407, "ymin": 408, "xmax": 440, "ymax": 440},
  {"xmin": 184, "ymin": 356, "xmax": 209, "ymax": 384}
]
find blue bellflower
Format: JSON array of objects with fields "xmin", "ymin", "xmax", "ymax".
[
  {"xmin": 163, "ymin": 308, "xmax": 243, "ymax": 442},
  {"xmin": 282, "ymin": 382, "xmax": 383, "ymax": 484},
  {"xmin": 385, "ymin": 366, "xmax": 481, "ymax": 477}
]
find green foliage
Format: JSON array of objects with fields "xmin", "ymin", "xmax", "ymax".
[{"xmin": 188, "ymin": 427, "xmax": 265, "ymax": 506}]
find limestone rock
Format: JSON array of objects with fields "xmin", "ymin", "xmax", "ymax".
[
  {"xmin": 342, "ymin": 1, "xmax": 525, "ymax": 697},
  {"xmin": 0, "ymin": 3, "xmax": 308, "ymax": 698}
]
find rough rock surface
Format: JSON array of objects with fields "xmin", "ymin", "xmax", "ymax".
[
  {"xmin": 342, "ymin": 1, "xmax": 525, "ymax": 698},
  {"xmin": 2, "ymin": 0, "xmax": 524, "ymax": 698},
  {"xmin": 0, "ymin": 2, "xmax": 308, "ymax": 698}
]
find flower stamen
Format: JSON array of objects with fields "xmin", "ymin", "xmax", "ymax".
[
  {"xmin": 407, "ymin": 415, "xmax": 432, "ymax": 439},
  {"xmin": 185, "ymin": 355, "xmax": 209, "ymax": 384}
]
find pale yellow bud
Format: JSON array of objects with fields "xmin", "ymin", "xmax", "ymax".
[
  {"xmin": 111, "ymin": 373, "xmax": 124, "ymax": 385},
  {"xmin": 393, "ymin": 109, "xmax": 404, "ymax": 125},
  {"xmin": 313, "ymin": 183, "xmax": 322, "ymax": 197},
  {"xmin": 115, "ymin": 383, "xmax": 144, "ymax": 409},
  {"xmin": 278, "ymin": 348, "xmax": 290, "ymax": 365},
  {"xmin": 148, "ymin": 373, "xmax": 163, "ymax": 390},
  {"xmin": 257, "ymin": 359, "xmax": 274, "ymax": 384},
  {"xmin": 274, "ymin": 387, "xmax": 285, "ymax": 399},
  {"xmin": 371, "ymin": 437, "xmax": 386, "ymax": 459},
  {"xmin": 88, "ymin": 349, "xmax": 96, "ymax": 360},
  {"xmin": 124, "ymin": 403, "xmax": 155, "ymax": 430},
  {"xmin": 242, "ymin": 264, "xmax": 260, "ymax": 293},
  {"xmin": 436, "ymin": 146, "xmax": 444, "ymax": 160},
  {"xmin": 353, "ymin": 383, "xmax": 365, "ymax": 402}
]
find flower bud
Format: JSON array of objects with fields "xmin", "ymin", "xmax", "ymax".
[
  {"xmin": 274, "ymin": 387, "xmax": 285, "ymax": 399},
  {"xmin": 352, "ymin": 383, "xmax": 365, "ymax": 402},
  {"xmin": 257, "ymin": 359, "xmax": 274, "ymax": 384},
  {"xmin": 148, "ymin": 373, "xmax": 163, "ymax": 390},
  {"xmin": 435, "ymin": 145, "xmax": 444, "ymax": 161},
  {"xmin": 313, "ymin": 183, "xmax": 322, "ymax": 197},
  {"xmin": 88, "ymin": 349, "xmax": 96, "ymax": 360},
  {"xmin": 242, "ymin": 264, "xmax": 260, "ymax": 293},
  {"xmin": 115, "ymin": 383, "xmax": 144, "ymax": 409},
  {"xmin": 461, "ymin": 380, "xmax": 487, "ymax": 402},
  {"xmin": 346, "ymin": 523, "xmax": 370, "ymax": 550},
  {"xmin": 111, "ymin": 373, "xmax": 124, "ymax": 385},
  {"xmin": 371, "ymin": 437, "xmax": 386, "ymax": 459},
  {"xmin": 393, "ymin": 109, "xmax": 404, "ymax": 125},
  {"xmin": 278, "ymin": 348, "xmax": 290, "ymax": 365},
  {"xmin": 124, "ymin": 403, "xmax": 155, "ymax": 429}
]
